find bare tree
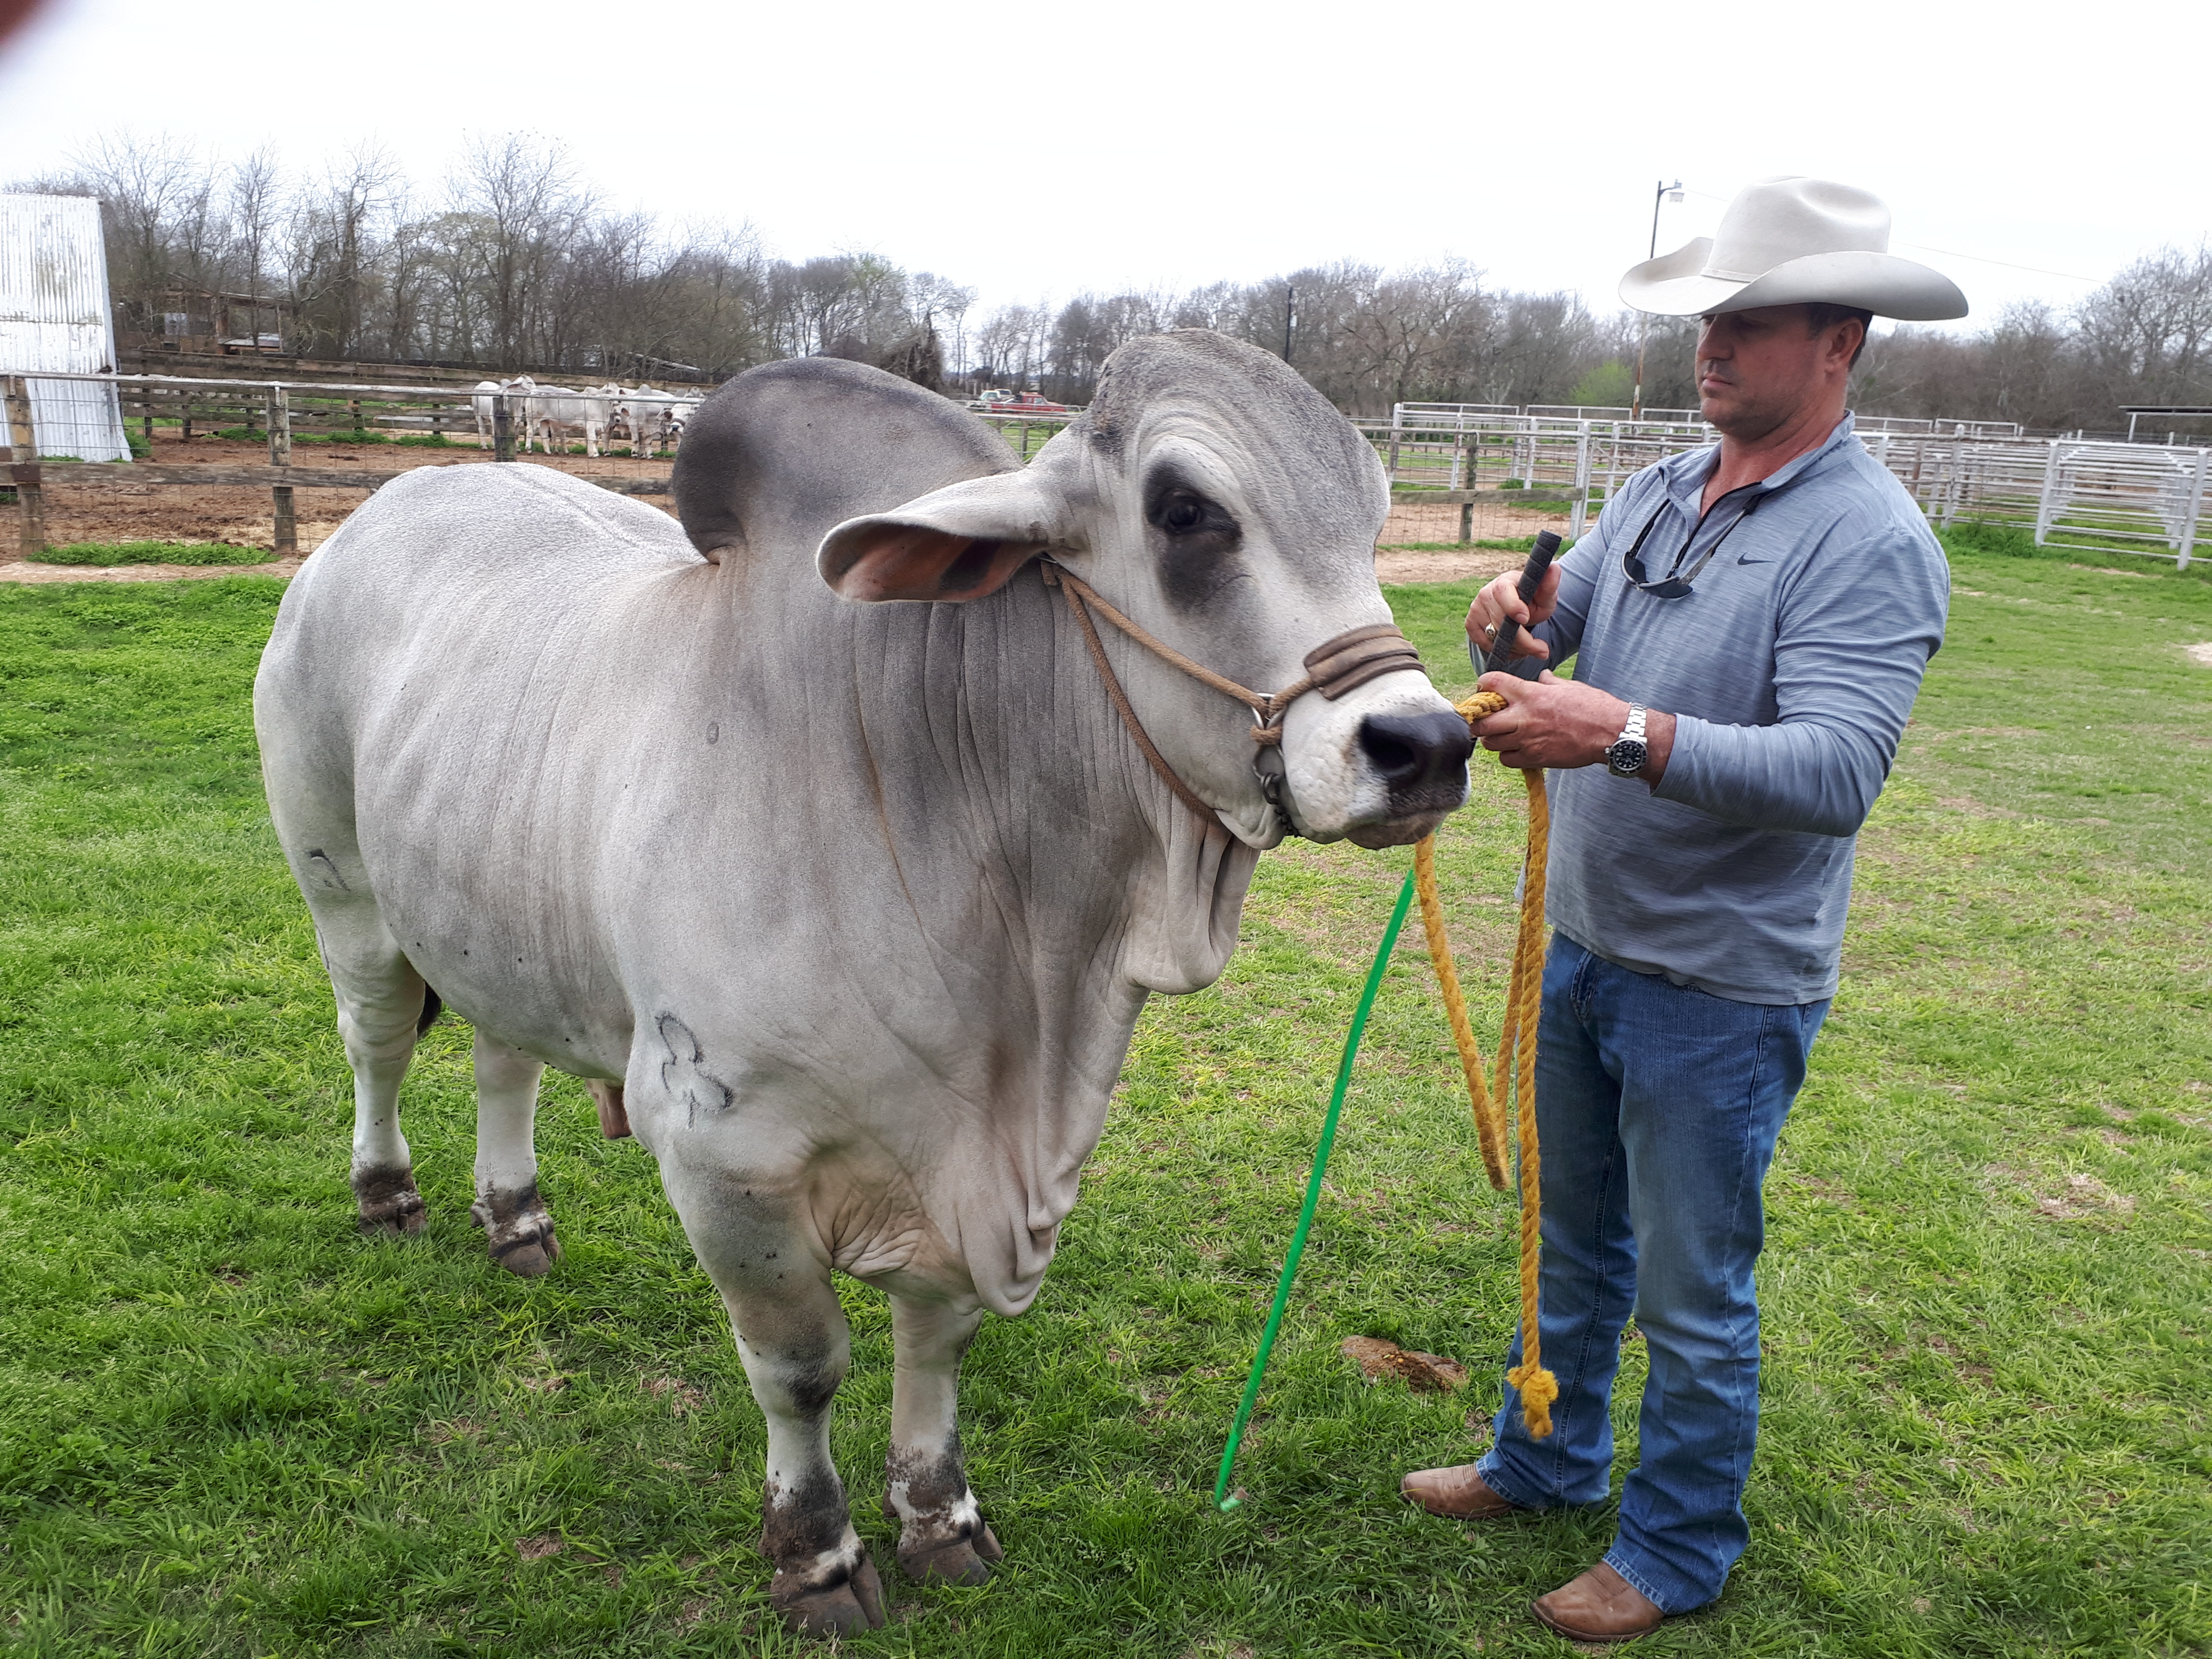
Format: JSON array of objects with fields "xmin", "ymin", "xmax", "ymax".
[
  {"xmin": 2074, "ymin": 242, "xmax": 2212, "ymax": 416},
  {"xmin": 283, "ymin": 146, "xmax": 397, "ymax": 357},
  {"xmin": 226, "ymin": 146, "xmax": 282, "ymax": 335},
  {"xmin": 52, "ymin": 134, "xmax": 222, "ymax": 332},
  {"xmin": 26, "ymin": 129, "xmax": 2212, "ymax": 428},
  {"xmin": 973, "ymin": 303, "xmax": 1051, "ymax": 391},
  {"xmin": 445, "ymin": 134, "xmax": 589, "ymax": 364}
]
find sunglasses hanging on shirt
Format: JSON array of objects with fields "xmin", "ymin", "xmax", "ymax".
[{"xmin": 1619, "ymin": 492, "xmax": 1764, "ymax": 600}]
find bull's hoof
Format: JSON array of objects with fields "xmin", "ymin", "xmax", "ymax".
[
  {"xmin": 771, "ymin": 1554, "xmax": 886, "ymax": 1635},
  {"xmin": 353, "ymin": 1167, "xmax": 427, "ymax": 1237},
  {"xmin": 897, "ymin": 1525, "xmax": 1002, "ymax": 1586},
  {"xmin": 471, "ymin": 1187, "xmax": 562, "ymax": 1277},
  {"xmin": 493, "ymin": 1230, "xmax": 561, "ymax": 1277}
]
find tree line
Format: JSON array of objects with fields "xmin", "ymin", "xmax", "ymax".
[{"xmin": 15, "ymin": 134, "xmax": 2212, "ymax": 436}]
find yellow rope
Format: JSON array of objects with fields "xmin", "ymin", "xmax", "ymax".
[
  {"xmin": 1413, "ymin": 836, "xmax": 1508, "ymax": 1191},
  {"xmin": 1411, "ymin": 689, "xmax": 1559, "ymax": 1439}
]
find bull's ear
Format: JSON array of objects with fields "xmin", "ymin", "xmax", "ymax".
[{"xmin": 818, "ymin": 468, "xmax": 1067, "ymax": 602}]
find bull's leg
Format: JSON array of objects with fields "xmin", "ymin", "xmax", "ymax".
[
  {"xmin": 321, "ymin": 912, "xmax": 433, "ymax": 1237},
  {"xmin": 682, "ymin": 1221, "xmax": 884, "ymax": 1635},
  {"xmin": 468, "ymin": 1031, "xmax": 560, "ymax": 1277},
  {"xmin": 884, "ymin": 1293, "xmax": 1001, "ymax": 1585}
]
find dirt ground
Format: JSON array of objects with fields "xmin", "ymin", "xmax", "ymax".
[
  {"xmin": 1371, "ymin": 496, "xmax": 1567, "ymax": 586},
  {"xmin": 1372, "ymin": 545, "xmax": 1524, "ymax": 585},
  {"xmin": 0, "ymin": 555, "xmax": 307, "ymax": 585},
  {"xmin": 6, "ymin": 439, "xmax": 1553, "ymax": 587}
]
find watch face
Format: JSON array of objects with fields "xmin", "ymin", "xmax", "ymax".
[{"xmin": 1608, "ymin": 739, "xmax": 1647, "ymax": 773}]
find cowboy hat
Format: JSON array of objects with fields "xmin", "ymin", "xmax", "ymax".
[{"xmin": 1619, "ymin": 176, "xmax": 1967, "ymax": 321}]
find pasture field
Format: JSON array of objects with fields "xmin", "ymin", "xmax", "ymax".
[{"xmin": 1, "ymin": 540, "xmax": 2208, "ymax": 1657}]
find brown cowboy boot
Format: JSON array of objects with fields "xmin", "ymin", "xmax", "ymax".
[
  {"xmin": 1531, "ymin": 1561, "xmax": 1665, "ymax": 1643},
  {"xmin": 1398, "ymin": 1463, "xmax": 1521, "ymax": 1519}
]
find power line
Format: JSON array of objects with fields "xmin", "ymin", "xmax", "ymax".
[
  {"xmin": 1672, "ymin": 186, "xmax": 2100, "ymax": 286},
  {"xmin": 1890, "ymin": 243, "xmax": 2099, "ymax": 285}
]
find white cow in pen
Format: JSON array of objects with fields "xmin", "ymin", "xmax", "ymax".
[
  {"xmin": 528, "ymin": 384, "xmax": 615, "ymax": 456},
  {"xmin": 613, "ymin": 385, "xmax": 674, "ymax": 457},
  {"xmin": 666, "ymin": 393, "xmax": 704, "ymax": 445},
  {"xmin": 470, "ymin": 375, "xmax": 536, "ymax": 449},
  {"xmin": 253, "ymin": 333, "xmax": 1473, "ymax": 1635}
]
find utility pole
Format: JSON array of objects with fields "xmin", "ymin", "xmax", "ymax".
[
  {"xmin": 1283, "ymin": 285, "xmax": 1295, "ymax": 367},
  {"xmin": 1631, "ymin": 179, "xmax": 1683, "ymax": 421}
]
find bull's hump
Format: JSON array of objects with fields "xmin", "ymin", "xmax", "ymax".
[
  {"xmin": 361, "ymin": 463, "xmax": 700, "ymax": 572},
  {"xmin": 673, "ymin": 359, "xmax": 1019, "ymax": 562}
]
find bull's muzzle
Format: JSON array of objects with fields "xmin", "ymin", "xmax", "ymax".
[{"xmin": 1357, "ymin": 709, "xmax": 1477, "ymax": 815}]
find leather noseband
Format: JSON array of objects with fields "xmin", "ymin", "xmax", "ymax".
[{"xmin": 1036, "ymin": 556, "xmax": 1429, "ymax": 827}]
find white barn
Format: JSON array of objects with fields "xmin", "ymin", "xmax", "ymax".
[{"xmin": 0, "ymin": 192, "xmax": 130, "ymax": 464}]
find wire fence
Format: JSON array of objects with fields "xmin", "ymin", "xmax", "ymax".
[
  {"xmin": 1, "ymin": 371, "xmax": 711, "ymax": 559},
  {"xmin": 7, "ymin": 373, "xmax": 2208, "ymax": 570},
  {"xmin": 1370, "ymin": 410, "xmax": 2210, "ymax": 568}
]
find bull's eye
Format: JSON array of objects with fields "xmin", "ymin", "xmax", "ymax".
[
  {"xmin": 1144, "ymin": 481, "xmax": 1242, "ymax": 606},
  {"xmin": 1145, "ymin": 486, "xmax": 1236, "ymax": 544}
]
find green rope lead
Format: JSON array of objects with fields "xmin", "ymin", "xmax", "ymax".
[{"xmin": 1214, "ymin": 865, "xmax": 1418, "ymax": 1513}]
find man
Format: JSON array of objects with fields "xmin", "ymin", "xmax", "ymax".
[{"xmin": 1400, "ymin": 177, "xmax": 1965, "ymax": 1643}]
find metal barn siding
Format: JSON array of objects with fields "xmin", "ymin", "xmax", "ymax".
[{"xmin": 0, "ymin": 192, "xmax": 130, "ymax": 463}]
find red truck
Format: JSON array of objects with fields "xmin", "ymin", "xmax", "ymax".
[{"xmin": 967, "ymin": 388, "xmax": 1072, "ymax": 414}]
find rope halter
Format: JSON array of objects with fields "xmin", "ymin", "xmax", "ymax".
[{"xmin": 1036, "ymin": 556, "xmax": 1429, "ymax": 825}]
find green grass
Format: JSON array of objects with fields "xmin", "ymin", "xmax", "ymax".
[
  {"xmin": 0, "ymin": 543, "xmax": 2208, "ymax": 1655},
  {"xmin": 26, "ymin": 541, "xmax": 275, "ymax": 568}
]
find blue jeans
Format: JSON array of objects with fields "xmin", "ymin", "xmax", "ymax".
[{"xmin": 1477, "ymin": 933, "xmax": 1828, "ymax": 1613}]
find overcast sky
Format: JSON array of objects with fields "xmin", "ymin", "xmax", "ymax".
[{"xmin": 3, "ymin": 0, "xmax": 2206, "ymax": 333}]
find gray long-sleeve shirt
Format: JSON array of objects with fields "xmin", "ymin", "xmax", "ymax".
[{"xmin": 1525, "ymin": 414, "xmax": 1949, "ymax": 1005}]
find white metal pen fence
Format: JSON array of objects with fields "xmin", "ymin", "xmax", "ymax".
[{"xmin": 1370, "ymin": 408, "xmax": 2210, "ymax": 568}]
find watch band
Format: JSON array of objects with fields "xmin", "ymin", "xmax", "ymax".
[{"xmin": 1606, "ymin": 704, "xmax": 1649, "ymax": 777}]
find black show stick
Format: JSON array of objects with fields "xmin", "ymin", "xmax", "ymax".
[{"xmin": 1476, "ymin": 529, "xmax": 1562, "ymax": 681}]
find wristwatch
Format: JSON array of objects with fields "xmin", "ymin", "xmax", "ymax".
[{"xmin": 1605, "ymin": 705, "xmax": 1649, "ymax": 778}]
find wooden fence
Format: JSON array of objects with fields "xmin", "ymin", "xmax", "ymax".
[
  {"xmin": 3, "ymin": 372, "xmax": 695, "ymax": 559},
  {"xmin": 10, "ymin": 375, "xmax": 2210, "ymax": 569}
]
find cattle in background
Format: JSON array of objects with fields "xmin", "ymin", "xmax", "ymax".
[
  {"xmin": 614, "ymin": 385, "xmax": 675, "ymax": 458},
  {"xmin": 253, "ymin": 333, "xmax": 1472, "ymax": 1635},
  {"xmin": 667, "ymin": 393, "xmax": 704, "ymax": 445},
  {"xmin": 528, "ymin": 383, "xmax": 615, "ymax": 456},
  {"xmin": 470, "ymin": 375, "xmax": 535, "ymax": 449}
]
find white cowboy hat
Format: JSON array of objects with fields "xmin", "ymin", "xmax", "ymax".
[{"xmin": 1619, "ymin": 176, "xmax": 1968, "ymax": 321}]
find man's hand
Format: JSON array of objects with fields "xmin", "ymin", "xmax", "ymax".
[
  {"xmin": 1465, "ymin": 564, "xmax": 1561, "ymax": 667},
  {"xmin": 1472, "ymin": 670, "xmax": 1676, "ymax": 783}
]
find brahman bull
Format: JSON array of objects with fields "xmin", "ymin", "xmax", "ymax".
[
  {"xmin": 254, "ymin": 330, "xmax": 1473, "ymax": 1634},
  {"xmin": 469, "ymin": 375, "xmax": 532, "ymax": 449},
  {"xmin": 613, "ymin": 384, "xmax": 675, "ymax": 457},
  {"xmin": 528, "ymin": 383, "xmax": 614, "ymax": 456}
]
